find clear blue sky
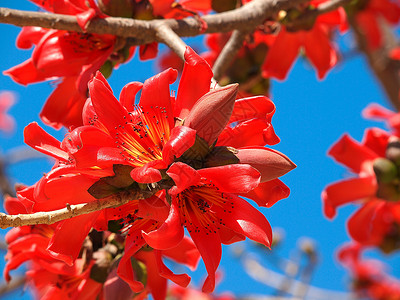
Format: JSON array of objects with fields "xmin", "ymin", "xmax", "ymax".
[{"xmin": 1, "ymin": 1, "xmax": 399, "ymax": 299}]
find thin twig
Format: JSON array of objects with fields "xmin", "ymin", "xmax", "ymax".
[
  {"xmin": 241, "ymin": 254, "xmax": 353, "ymax": 300},
  {"xmin": 349, "ymin": 16, "xmax": 400, "ymax": 110},
  {"xmin": 0, "ymin": 276, "xmax": 26, "ymax": 297},
  {"xmin": 0, "ymin": 158, "xmax": 14, "ymax": 197},
  {"xmin": 0, "ymin": 193, "xmax": 131, "ymax": 229},
  {"xmin": 212, "ymin": 30, "xmax": 250, "ymax": 81}
]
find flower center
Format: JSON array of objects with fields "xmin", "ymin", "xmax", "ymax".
[
  {"xmin": 176, "ymin": 181, "xmax": 235, "ymax": 234},
  {"xmin": 114, "ymin": 105, "xmax": 171, "ymax": 167}
]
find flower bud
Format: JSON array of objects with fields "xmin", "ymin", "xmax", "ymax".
[
  {"xmin": 184, "ymin": 84, "xmax": 238, "ymax": 145},
  {"xmin": 373, "ymin": 158, "xmax": 398, "ymax": 183},
  {"xmin": 236, "ymin": 147, "xmax": 296, "ymax": 182}
]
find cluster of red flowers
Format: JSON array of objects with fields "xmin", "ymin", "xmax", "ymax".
[
  {"xmin": 199, "ymin": 0, "xmax": 400, "ymax": 95},
  {"xmin": 3, "ymin": 0, "xmax": 400, "ymax": 298},
  {"xmin": 4, "ymin": 0, "xmax": 212, "ymax": 129},
  {"xmin": 4, "ymin": 46, "xmax": 295, "ymax": 298}
]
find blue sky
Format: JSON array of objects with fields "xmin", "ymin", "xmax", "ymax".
[{"xmin": 1, "ymin": 1, "xmax": 399, "ymax": 299}]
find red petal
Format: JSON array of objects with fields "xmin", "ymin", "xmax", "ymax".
[
  {"xmin": 137, "ymin": 191, "xmax": 170, "ymax": 222},
  {"xmin": 162, "ymin": 126, "xmax": 196, "ymax": 165},
  {"xmin": 139, "ymin": 42, "xmax": 159, "ymax": 60},
  {"xmin": 229, "ymin": 96, "xmax": 276, "ymax": 124},
  {"xmin": 130, "ymin": 164, "xmax": 162, "ymax": 184},
  {"xmin": 322, "ymin": 176, "xmax": 377, "ymax": 219},
  {"xmin": 140, "ymin": 68, "xmax": 177, "ymax": 129},
  {"xmin": 117, "ymin": 227, "xmax": 147, "ymax": 292},
  {"xmin": 175, "ymin": 47, "xmax": 213, "ymax": 119},
  {"xmin": 24, "ymin": 122, "xmax": 69, "ymax": 161},
  {"xmin": 167, "ymin": 163, "xmax": 201, "ymax": 195},
  {"xmin": 261, "ymin": 28, "xmax": 301, "ymax": 80},
  {"xmin": 155, "ymin": 250, "xmax": 191, "ymax": 287},
  {"xmin": 362, "ymin": 128, "xmax": 389, "ymax": 157},
  {"xmin": 347, "ymin": 200, "xmax": 382, "ymax": 245},
  {"xmin": 76, "ymin": 8, "xmax": 97, "ymax": 30},
  {"xmin": 217, "ymin": 118, "xmax": 280, "ymax": 148},
  {"xmin": 40, "ymin": 76, "xmax": 87, "ymax": 129},
  {"xmin": 47, "ymin": 211, "xmax": 101, "ymax": 265},
  {"xmin": 3, "ymin": 59, "xmax": 49, "ymax": 85},
  {"xmin": 303, "ymin": 24, "xmax": 337, "ymax": 79},
  {"xmin": 162, "ymin": 236, "xmax": 200, "ymax": 271},
  {"xmin": 328, "ymin": 134, "xmax": 378, "ymax": 173},
  {"xmin": 120, "ymin": 81, "xmax": 143, "ymax": 109},
  {"xmin": 187, "ymin": 210, "xmax": 221, "ymax": 293},
  {"xmin": 213, "ymin": 194, "xmax": 272, "ymax": 248},
  {"xmin": 198, "ymin": 164, "xmax": 260, "ymax": 193},
  {"xmin": 142, "ymin": 198, "xmax": 184, "ymax": 250},
  {"xmin": 241, "ymin": 179, "xmax": 290, "ymax": 207}
]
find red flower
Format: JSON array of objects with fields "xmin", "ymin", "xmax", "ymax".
[
  {"xmin": 13, "ymin": 47, "xmax": 294, "ymax": 294},
  {"xmin": 338, "ymin": 243, "xmax": 400, "ymax": 300},
  {"xmin": 322, "ymin": 128, "xmax": 400, "ymax": 252},
  {"xmin": 363, "ymin": 103, "xmax": 400, "ymax": 134},
  {"xmin": 354, "ymin": 0, "xmax": 400, "ymax": 50},
  {"xmin": 262, "ymin": 0, "xmax": 346, "ymax": 80},
  {"xmin": 0, "ymin": 91, "xmax": 16, "ymax": 133},
  {"xmin": 4, "ymin": 25, "xmax": 117, "ymax": 129}
]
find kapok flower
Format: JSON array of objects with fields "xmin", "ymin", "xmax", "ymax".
[
  {"xmin": 363, "ymin": 103, "xmax": 400, "ymax": 135},
  {"xmin": 352, "ymin": 0, "xmax": 400, "ymax": 50},
  {"xmin": 262, "ymin": 0, "xmax": 347, "ymax": 80},
  {"xmin": 322, "ymin": 128, "xmax": 400, "ymax": 252},
  {"xmin": 338, "ymin": 242, "xmax": 400, "ymax": 300},
  {"xmin": 15, "ymin": 47, "xmax": 295, "ymax": 294}
]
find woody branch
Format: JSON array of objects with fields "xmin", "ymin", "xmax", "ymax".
[{"xmin": 0, "ymin": 186, "xmax": 162, "ymax": 229}]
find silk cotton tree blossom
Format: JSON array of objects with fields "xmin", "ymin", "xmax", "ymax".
[
  {"xmin": 4, "ymin": 0, "xmax": 212, "ymax": 129},
  {"xmin": 6, "ymin": 47, "xmax": 295, "ymax": 295},
  {"xmin": 322, "ymin": 127, "xmax": 400, "ymax": 253}
]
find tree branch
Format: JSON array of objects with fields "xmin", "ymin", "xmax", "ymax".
[
  {"xmin": 212, "ymin": 30, "xmax": 250, "ymax": 81},
  {"xmin": 0, "ymin": 192, "xmax": 135, "ymax": 229},
  {"xmin": 154, "ymin": 22, "xmax": 187, "ymax": 59},
  {"xmin": 0, "ymin": 0, "xmax": 309, "ymax": 43},
  {"xmin": 349, "ymin": 17, "xmax": 400, "ymax": 110}
]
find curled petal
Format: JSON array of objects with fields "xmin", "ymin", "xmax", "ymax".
[
  {"xmin": 155, "ymin": 250, "xmax": 190, "ymax": 287},
  {"xmin": 142, "ymin": 198, "xmax": 184, "ymax": 250},
  {"xmin": 241, "ymin": 179, "xmax": 290, "ymax": 207},
  {"xmin": 162, "ymin": 126, "xmax": 196, "ymax": 165},
  {"xmin": 119, "ymin": 81, "xmax": 143, "ymax": 109},
  {"xmin": 24, "ymin": 122, "xmax": 68, "ymax": 161},
  {"xmin": 130, "ymin": 164, "xmax": 162, "ymax": 184},
  {"xmin": 229, "ymin": 96, "xmax": 276, "ymax": 124},
  {"xmin": 167, "ymin": 163, "xmax": 201, "ymax": 195}
]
